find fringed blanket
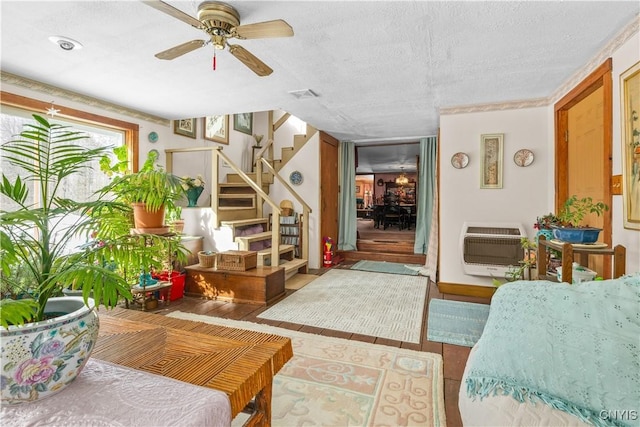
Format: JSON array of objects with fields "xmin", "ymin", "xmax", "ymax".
[{"xmin": 465, "ymin": 275, "xmax": 640, "ymax": 427}]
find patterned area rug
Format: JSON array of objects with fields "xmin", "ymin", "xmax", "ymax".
[
  {"xmin": 258, "ymin": 269, "xmax": 428, "ymax": 343},
  {"xmin": 426, "ymin": 299, "xmax": 490, "ymax": 347},
  {"xmin": 167, "ymin": 312, "xmax": 446, "ymax": 427},
  {"xmin": 350, "ymin": 260, "xmax": 422, "ymax": 276}
]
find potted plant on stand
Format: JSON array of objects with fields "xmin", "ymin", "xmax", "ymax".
[
  {"xmin": 552, "ymin": 195, "xmax": 609, "ymax": 244},
  {"xmin": 0, "ymin": 115, "xmax": 134, "ymax": 404},
  {"xmin": 99, "ymin": 147, "xmax": 188, "ymax": 306},
  {"xmin": 100, "ymin": 149, "xmax": 185, "ymax": 231}
]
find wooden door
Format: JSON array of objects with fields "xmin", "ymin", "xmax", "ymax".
[
  {"xmin": 319, "ymin": 132, "xmax": 339, "ymax": 266},
  {"xmin": 555, "ymin": 59, "xmax": 613, "ymax": 276},
  {"xmin": 567, "ymin": 86, "xmax": 606, "ymax": 273}
]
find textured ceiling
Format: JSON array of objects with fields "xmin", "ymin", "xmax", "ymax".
[{"xmin": 1, "ymin": 0, "xmax": 638, "ymax": 154}]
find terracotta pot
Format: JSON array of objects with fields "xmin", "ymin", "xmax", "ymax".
[
  {"xmin": 132, "ymin": 202, "xmax": 165, "ymax": 229},
  {"xmin": 1, "ymin": 297, "xmax": 99, "ymax": 405}
]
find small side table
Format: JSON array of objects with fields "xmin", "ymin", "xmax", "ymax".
[
  {"xmin": 536, "ymin": 235, "xmax": 626, "ymax": 283},
  {"xmin": 129, "ymin": 281, "xmax": 172, "ymax": 311}
]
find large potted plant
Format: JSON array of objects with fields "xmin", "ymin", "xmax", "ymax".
[
  {"xmin": 552, "ymin": 195, "xmax": 609, "ymax": 244},
  {"xmin": 100, "ymin": 148, "xmax": 185, "ymax": 230},
  {"xmin": 0, "ymin": 115, "xmax": 135, "ymax": 404}
]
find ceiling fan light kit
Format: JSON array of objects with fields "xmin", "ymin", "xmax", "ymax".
[{"xmin": 143, "ymin": 0, "xmax": 293, "ymax": 76}]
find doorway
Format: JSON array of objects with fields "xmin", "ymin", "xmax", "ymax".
[{"xmin": 554, "ymin": 58, "xmax": 613, "ymax": 276}]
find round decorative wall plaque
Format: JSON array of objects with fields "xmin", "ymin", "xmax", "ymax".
[
  {"xmin": 148, "ymin": 131, "xmax": 159, "ymax": 143},
  {"xmin": 451, "ymin": 152, "xmax": 469, "ymax": 169},
  {"xmin": 513, "ymin": 149, "xmax": 534, "ymax": 167},
  {"xmin": 289, "ymin": 170, "xmax": 303, "ymax": 185}
]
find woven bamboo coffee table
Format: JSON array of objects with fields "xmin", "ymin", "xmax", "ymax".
[{"xmin": 92, "ymin": 308, "xmax": 293, "ymax": 426}]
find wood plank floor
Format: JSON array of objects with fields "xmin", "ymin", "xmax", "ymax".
[{"xmin": 139, "ymin": 264, "xmax": 491, "ymax": 427}]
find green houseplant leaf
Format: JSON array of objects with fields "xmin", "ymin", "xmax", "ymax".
[{"xmin": 0, "ymin": 115, "xmax": 138, "ymax": 327}]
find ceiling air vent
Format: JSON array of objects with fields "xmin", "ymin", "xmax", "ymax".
[{"xmin": 288, "ymin": 89, "xmax": 318, "ymax": 99}]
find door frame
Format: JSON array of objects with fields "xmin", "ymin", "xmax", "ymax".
[{"xmin": 554, "ymin": 58, "xmax": 613, "ymax": 249}]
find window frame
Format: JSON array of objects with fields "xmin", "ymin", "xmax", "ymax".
[{"xmin": 1, "ymin": 91, "xmax": 139, "ymax": 172}]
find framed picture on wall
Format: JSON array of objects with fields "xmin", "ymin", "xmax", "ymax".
[
  {"xmin": 480, "ymin": 134, "xmax": 503, "ymax": 189},
  {"xmin": 355, "ymin": 185, "xmax": 361, "ymax": 194},
  {"xmin": 174, "ymin": 119, "xmax": 196, "ymax": 138},
  {"xmin": 621, "ymin": 60, "xmax": 640, "ymax": 230},
  {"xmin": 203, "ymin": 115, "xmax": 229, "ymax": 144},
  {"xmin": 233, "ymin": 113, "xmax": 253, "ymax": 135}
]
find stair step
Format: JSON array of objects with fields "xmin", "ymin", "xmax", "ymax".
[
  {"xmin": 226, "ymin": 172, "xmax": 273, "ymax": 184},
  {"xmin": 221, "ymin": 218, "xmax": 269, "ymax": 230},
  {"xmin": 218, "ymin": 194, "xmax": 255, "ymax": 208},
  {"xmin": 235, "ymin": 231, "xmax": 274, "ymax": 250},
  {"xmin": 256, "ymin": 244, "xmax": 295, "ymax": 266},
  {"xmin": 217, "ymin": 210, "xmax": 258, "ymax": 223},
  {"xmin": 219, "ymin": 183, "xmax": 269, "ymax": 194},
  {"xmin": 282, "ymin": 258, "xmax": 308, "ymax": 280}
]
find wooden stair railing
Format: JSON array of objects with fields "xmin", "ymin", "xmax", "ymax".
[
  {"xmin": 256, "ymin": 157, "xmax": 312, "ymax": 263},
  {"xmin": 165, "ymin": 146, "xmax": 287, "ymax": 267}
]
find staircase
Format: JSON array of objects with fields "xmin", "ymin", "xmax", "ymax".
[
  {"xmin": 166, "ymin": 112, "xmax": 316, "ymax": 285},
  {"xmin": 217, "ymin": 170, "xmax": 308, "ymax": 280}
]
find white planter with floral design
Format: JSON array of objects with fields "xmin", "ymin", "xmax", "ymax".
[{"xmin": 1, "ymin": 297, "xmax": 99, "ymax": 405}]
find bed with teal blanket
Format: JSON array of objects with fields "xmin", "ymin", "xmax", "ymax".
[{"xmin": 459, "ymin": 274, "xmax": 640, "ymax": 427}]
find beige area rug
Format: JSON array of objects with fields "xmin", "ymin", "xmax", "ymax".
[
  {"xmin": 167, "ymin": 312, "xmax": 446, "ymax": 427},
  {"xmin": 285, "ymin": 273, "xmax": 319, "ymax": 290},
  {"xmin": 258, "ymin": 269, "xmax": 428, "ymax": 343}
]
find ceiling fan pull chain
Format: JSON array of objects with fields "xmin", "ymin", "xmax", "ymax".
[{"xmin": 212, "ymin": 51, "xmax": 216, "ymax": 71}]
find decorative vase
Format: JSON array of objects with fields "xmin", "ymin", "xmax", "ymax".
[
  {"xmin": 186, "ymin": 187, "xmax": 204, "ymax": 207},
  {"xmin": 1, "ymin": 297, "xmax": 99, "ymax": 405}
]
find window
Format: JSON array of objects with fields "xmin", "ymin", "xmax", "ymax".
[
  {"xmin": 1, "ymin": 108, "xmax": 124, "ymax": 210},
  {"xmin": 1, "ymin": 92, "xmax": 139, "ymax": 252}
]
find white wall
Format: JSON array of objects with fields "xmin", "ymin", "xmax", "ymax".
[
  {"xmin": 261, "ymin": 111, "xmax": 322, "ymax": 269},
  {"xmin": 610, "ymin": 33, "xmax": 640, "ymax": 272},
  {"xmin": 440, "ymin": 26, "xmax": 640, "ymax": 286},
  {"xmin": 439, "ymin": 107, "xmax": 549, "ymax": 286}
]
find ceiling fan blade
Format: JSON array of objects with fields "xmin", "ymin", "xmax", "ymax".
[
  {"xmin": 232, "ymin": 20, "xmax": 294, "ymax": 39},
  {"xmin": 228, "ymin": 44, "xmax": 273, "ymax": 76},
  {"xmin": 141, "ymin": 0, "xmax": 202, "ymax": 29},
  {"xmin": 156, "ymin": 40, "xmax": 207, "ymax": 60}
]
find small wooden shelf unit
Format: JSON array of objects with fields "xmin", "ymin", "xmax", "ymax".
[{"xmin": 536, "ymin": 235, "xmax": 625, "ymax": 283}]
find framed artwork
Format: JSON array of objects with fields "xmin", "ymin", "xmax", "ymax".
[
  {"xmin": 621, "ymin": 60, "xmax": 640, "ymax": 230},
  {"xmin": 480, "ymin": 134, "xmax": 503, "ymax": 189},
  {"xmin": 233, "ymin": 113, "xmax": 253, "ymax": 135},
  {"xmin": 355, "ymin": 185, "xmax": 361, "ymax": 194},
  {"xmin": 203, "ymin": 115, "xmax": 229, "ymax": 144},
  {"xmin": 174, "ymin": 119, "xmax": 196, "ymax": 138}
]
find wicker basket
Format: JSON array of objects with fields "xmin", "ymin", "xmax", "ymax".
[
  {"xmin": 197, "ymin": 251, "xmax": 217, "ymax": 268},
  {"xmin": 216, "ymin": 250, "xmax": 257, "ymax": 271}
]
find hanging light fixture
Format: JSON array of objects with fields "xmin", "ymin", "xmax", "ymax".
[{"xmin": 395, "ymin": 167, "xmax": 409, "ymax": 186}]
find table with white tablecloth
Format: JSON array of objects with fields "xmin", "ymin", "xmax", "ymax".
[{"xmin": 1, "ymin": 358, "xmax": 231, "ymax": 427}]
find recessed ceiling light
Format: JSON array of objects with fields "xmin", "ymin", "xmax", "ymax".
[{"xmin": 48, "ymin": 36, "xmax": 83, "ymax": 51}]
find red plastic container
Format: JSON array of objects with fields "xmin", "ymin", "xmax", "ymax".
[{"xmin": 153, "ymin": 271, "xmax": 186, "ymax": 301}]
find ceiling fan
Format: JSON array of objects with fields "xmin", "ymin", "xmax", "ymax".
[{"xmin": 142, "ymin": 0, "xmax": 294, "ymax": 76}]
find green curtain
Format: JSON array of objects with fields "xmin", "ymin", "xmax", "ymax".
[
  {"xmin": 338, "ymin": 141, "xmax": 357, "ymax": 250},
  {"xmin": 414, "ymin": 137, "xmax": 438, "ymax": 260}
]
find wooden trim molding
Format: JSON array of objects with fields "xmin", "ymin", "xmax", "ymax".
[{"xmin": 437, "ymin": 282, "xmax": 497, "ymax": 299}]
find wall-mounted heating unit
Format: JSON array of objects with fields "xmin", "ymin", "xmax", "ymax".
[{"xmin": 460, "ymin": 222, "xmax": 527, "ymax": 277}]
